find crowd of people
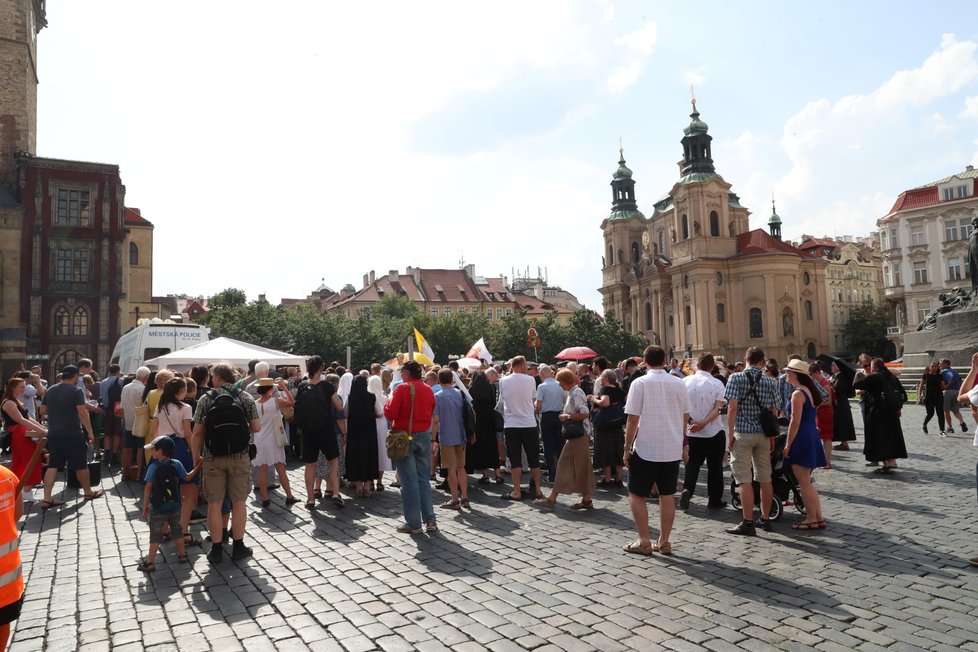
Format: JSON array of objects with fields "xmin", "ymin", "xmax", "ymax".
[{"xmin": 0, "ymin": 345, "xmax": 976, "ymax": 596}]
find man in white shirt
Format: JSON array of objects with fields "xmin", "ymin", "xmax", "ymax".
[
  {"xmin": 120, "ymin": 366, "xmax": 150, "ymax": 480},
  {"xmin": 623, "ymin": 345, "xmax": 690, "ymax": 556},
  {"xmin": 499, "ymin": 356, "xmax": 543, "ymax": 501},
  {"xmin": 680, "ymin": 353, "xmax": 727, "ymax": 511}
]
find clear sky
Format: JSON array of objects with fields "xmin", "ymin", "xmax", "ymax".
[{"xmin": 35, "ymin": 1, "xmax": 978, "ymax": 311}]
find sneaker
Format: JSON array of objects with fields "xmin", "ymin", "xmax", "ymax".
[
  {"xmin": 207, "ymin": 544, "xmax": 224, "ymax": 564},
  {"xmin": 726, "ymin": 521, "xmax": 756, "ymax": 536},
  {"xmin": 189, "ymin": 510, "xmax": 207, "ymax": 524},
  {"xmin": 396, "ymin": 524, "xmax": 423, "ymax": 534},
  {"xmin": 332, "ymin": 495, "xmax": 345, "ymax": 509},
  {"xmin": 962, "ymin": 422, "xmax": 969, "ymax": 433},
  {"xmin": 940, "ymin": 431, "xmax": 947, "ymax": 438},
  {"xmin": 231, "ymin": 541, "xmax": 253, "ymax": 562},
  {"xmin": 679, "ymin": 489, "xmax": 691, "ymax": 511},
  {"xmin": 425, "ymin": 521, "xmax": 438, "ymax": 533},
  {"xmin": 707, "ymin": 501, "xmax": 728, "ymax": 510},
  {"xmin": 758, "ymin": 517, "xmax": 773, "ymax": 532}
]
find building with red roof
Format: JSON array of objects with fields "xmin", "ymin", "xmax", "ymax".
[
  {"xmin": 877, "ymin": 164, "xmax": 977, "ymax": 356},
  {"xmin": 599, "ymin": 101, "xmax": 830, "ymax": 362}
]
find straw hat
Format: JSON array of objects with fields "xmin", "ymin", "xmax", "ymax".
[{"xmin": 783, "ymin": 359, "xmax": 810, "ymax": 376}]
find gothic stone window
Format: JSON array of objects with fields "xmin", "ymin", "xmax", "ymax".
[
  {"xmin": 54, "ymin": 305, "xmax": 90, "ymax": 336},
  {"xmin": 72, "ymin": 307, "xmax": 89, "ymax": 336},
  {"xmin": 749, "ymin": 308, "xmax": 763, "ymax": 338},
  {"xmin": 54, "ymin": 306, "xmax": 70, "ymax": 335},
  {"xmin": 56, "ymin": 189, "xmax": 91, "ymax": 226}
]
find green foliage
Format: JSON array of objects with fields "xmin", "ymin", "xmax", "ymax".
[
  {"xmin": 841, "ymin": 302, "xmax": 891, "ymax": 358},
  {"xmin": 203, "ymin": 301, "xmax": 648, "ymax": 370},
  {"xmin": 208, "ymin": 288, "xmax": 248, "ymax": 310}
]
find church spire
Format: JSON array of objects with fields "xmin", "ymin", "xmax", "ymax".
[
  {"xmin": 680, "ymin": 97, "xmax": 715, "ymax": 176},
  {"xmin": 607, "ymin": 143, "xmax": 645, "ymax": 221},
  {"xmin": 768, "ymin": 195, "xmax": 783, "ymax": 241}
]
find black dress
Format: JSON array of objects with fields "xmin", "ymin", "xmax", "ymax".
[
  {"xmin": 830, "ymin": 372, "xmax": 856, "ymax": 442},
  {"xmin": 853, "ymin": 371, "xmax": 908, "ymax": 463},
  {"xmin": 592, "ymin": 385, "xmax": 625, "ymax": 469},
  {"xmin": 344, "ymin": 377, "xmax": 379, "ymax": 482},
  {"xmin": 467, "ymin": 373, "xmax": 499, "ymax": 471}
]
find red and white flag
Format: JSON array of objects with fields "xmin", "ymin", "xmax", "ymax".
[{"xmin": 465, "ymin": 337, "xmax": 493, "ymax": 362}]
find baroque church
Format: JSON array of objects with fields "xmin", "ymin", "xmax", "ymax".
[{"xmin": 599, "ymin": 100, "xmax": 830, "ymax": 363}]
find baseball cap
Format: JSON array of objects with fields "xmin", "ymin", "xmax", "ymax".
[
  {"xmin": 61, "ymin": 365, "xmax": 79, "ymax": 378},
  {"xmin": 144, "ymin": 435, "xmax": 175, "ymax": 454}
]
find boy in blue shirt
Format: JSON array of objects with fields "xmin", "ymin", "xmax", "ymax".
[{"xmin": 139, "ymin": 436, "xmax": 201, "ymax": 572}]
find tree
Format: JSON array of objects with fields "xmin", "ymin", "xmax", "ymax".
[
  {"xmin": 208, "ymin": 288, "xmax": 248, "ymax": 310},
  {"xmin": 841, "ymin": 302, "xmax": 891, "ymax": 359}
]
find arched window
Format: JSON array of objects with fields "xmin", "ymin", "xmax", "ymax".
[
  {"xmin": 749, "ymin": 308, "xmax": 763, "ymax": 338},
  {"xmin": 709, "ymin": 211, "xmax": 720, "ymax": 237},
  {"xmin": 807, "ymin": 342, "xmax": 817, "ymax": 359},
  {"xmin": 129, "ymin": 242, "xmax": 139, "ymax": 266},
  {"xmin": 53, "ymin": 350, "xmax": 81, "ymax": 371},
  {"xmin": 716, "ymin": 303, "xmax": 726, "ymax": 323},
  {"xmin": 631, "ymin": 242, "xmax": 640, "ymax": 263},
  {"xmin": 607, "ymin": 244, "xmax": 613, "ymax": 266},
  {"xmin": 805, "ymin": 300, "xmax": 813, "ymax": 321},
  {"xmin": 645, "ymin": 302, "xmax": 652, "ymax": 330},
  {"xmin": 681, "ymin": 215, "xmax": 689, "ymax": 240},
  {"xmin": 684, "ymin": 305, "xmax": 692, "ymax": 326},
  {"xmin": 54, "ymin": 306, "xmax": 70, "ymax": 335},
  {"xmin": 72, "ymin": 307, "xmax": 89, "ymax": 336}
]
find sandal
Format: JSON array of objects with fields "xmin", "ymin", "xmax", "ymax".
[
  {"xmin": 305, "ymin": 501, "xmax": 317, "ymax": 511},
  {"xmin": 570, "ymin": 499, "xmax": 594, "ymax": 510},
  {"xmin": 177, "ymin": 554, "xmax": 189, "ymax": 563},
  {"xmin": 495, "ymin": 476, "xmax": 504, "ymax": 485},
  {"xmin": 791, "ymin": 521, "xmax": 821, "ymax": 530},
  {"xmin": 390, "ymin": 481, "xmax": 401, "ymax": 488},
  {"xmin": 314, "ymin": 489, "xmax": 322, "ymax": 499},
  {"xmin": 41, "ymin": 500, "xmax": 66, "ymax": 510},
  {"xmin": 597, "ymin": 478, "xmax": 614, "ymax": 487},
  {"xmin": 183, "ymin": 535, "xmax": 203, "ymax": 547},
  {"xmin": 460, "ymin": 498, "xmax": 471, "ymax": 509},
  {"xmin": 478, "ymin": 477, "xmax": 491, "ymax": 485},
  {"xmin": 652, "ymin": 540, "xmax": 672, "ymax": 556},
  {"xmin": 137, "ymin": 560, "xmax": 155, "ymax": 573},
  {"xmin": 816, "ymin": 520, "xmax": 827, "ymax": 529},
  {"xmin": 622, "ymin": 540, "xmax": 654, "ymax": 556},
  {"xmin": 500, "ymin": 493, "xmax": 523, "ymax": 501},
  {"xmin": 532, "ymin": 498, "xmax": 556, "ymax": 509},
  {"xmin": 376, "ymin": 484, "xmax": 385, "ymax": 492},
  {"xmin": 873, "ymin": 467, "xmax": 894, "ymax": 475},
  {"xmin": 261, "ymin": 499, "xmax": 270, "ymax": 508},
  {"xmin": 84, "ymin": 490, "xmax": 104, "ymax": 500},
  {"xmin": 284, "ymin": 496, "xmax": 300, "ymax": 505}
]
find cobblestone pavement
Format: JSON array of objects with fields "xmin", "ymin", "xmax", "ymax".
[{"xmin": 10, "ymin": 403, "xmax": 978, "ymax": 651}]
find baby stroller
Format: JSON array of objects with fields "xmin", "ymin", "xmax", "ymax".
[{"xmin": 729, "ymin": 433, "xmax": 805, "ymax": 521}]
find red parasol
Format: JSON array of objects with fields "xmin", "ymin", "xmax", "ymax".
[{"xmin": 554, "ymin": 346, "xmax": 598, "ymax": 361}]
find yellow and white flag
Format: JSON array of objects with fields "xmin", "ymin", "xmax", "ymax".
[{"xmin": 414, "ymin": 328, "xmax": 436, "ymax": 363}]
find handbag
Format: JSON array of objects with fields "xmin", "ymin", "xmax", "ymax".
[
  {"xmin": 281, "ymin": 405, "xmax": 295, "ymax": 422},
  {"xmin": 747, "ymin": 374, "xmax": 780, "ymax": 438},
  {"xmin": 591, "ymin": 402, "xmax": 625, "ymax": 429},
  {"xmin": 386, "ymin": 383, "xmax": 415, "ymax": 460},
  {"xmin": 132, "ymin": 404, "xmax": 150, "ymax": 438},
  {"xmin": 562, "ymin": 418, "xmax": 587, "ymax": 439}
]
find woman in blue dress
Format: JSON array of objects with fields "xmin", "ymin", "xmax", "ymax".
[{"xmin": 782, "ymin": 359, "xmax": 826, "ymax": 530}]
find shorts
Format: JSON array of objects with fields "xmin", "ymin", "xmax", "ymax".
[
  {"xmin": 944, "ymin": 389, "xmax": 962, "ymax": 412},
  {"xmin": 439, "ymin": 444, "xmax": 466, "ymax": 469},
  {"xmin": 123, "ymin": 430, "xmax": 144, "ymax": 449},
  {"xmin": 301, "ymin": 429, "xmax": 339, "ymax": 464},
  {"xmin": 202, "ymin": 453, "xmax": 251, "ymax": 502},
  {"xmin": 504, "ymin": 427, "xmax": 540, "ymax": 469},
  {"xmin": 47, "ymin": 435, "xmax": 88, "ymax": 472},
  {"xmin": 730, "ymin": 431, "xmax": 773, "ymax": 485},
  {"xmin": 0, "ymin": 595, "xmax": 24, "ymax": 626},
  {"xmin": 103, "ymin": 413, "xmax": 119, "ymax": 437},
  {"xmin": 627, "ymin": 453, "xmax": 679, "ymax": 497},
  {"xmin": 148, "ymin": 510, "xmax": 183, "ymax": 544}
]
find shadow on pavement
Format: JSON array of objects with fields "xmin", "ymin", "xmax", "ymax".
[{"xmin": 412, "ymin": 531, "xmax": 494, "ymax": 578}]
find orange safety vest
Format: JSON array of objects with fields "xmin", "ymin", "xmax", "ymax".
[{"xmin": 0, "ymin": 466, "xmax": 23, "ymax": 607}]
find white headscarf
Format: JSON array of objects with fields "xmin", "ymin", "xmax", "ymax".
[
  {"xmin": 452, "ymin": 371, "xmax": 472, "ymax": 403},
  {"xmin": 338, "ymin": 372, "xmax": 354, "ymax": 409}
]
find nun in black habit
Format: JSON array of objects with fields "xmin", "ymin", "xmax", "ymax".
[{"xmin": 819, "ymin": 354, "xmax": 857, "ymax": 450}]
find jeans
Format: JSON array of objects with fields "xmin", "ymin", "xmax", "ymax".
[
  {"xmin": 394, "ymin": 430, "xmax": 435, "ymax": 529},
  {"xmin": 923, "ymin": 398, "xmax": 946, "ymax": 432},
  {"xmin": 683, "ymin": 431, "xmax": 726, "ymax": 504},
  {"xmin": 539, "ymin": 413, "xmax": 564, "ymax": 482}
]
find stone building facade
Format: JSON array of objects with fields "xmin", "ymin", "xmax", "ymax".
[
  {"xmin": 599, "ymin": 101, "xmax": 830, "ymax": 363},
  {"xmin": 0, "ymin": 0, "xmax": 156, "ymax": 378},
  {"xmin": 878, "ymin": 165, "xmax": 978, "ymax": 356}
]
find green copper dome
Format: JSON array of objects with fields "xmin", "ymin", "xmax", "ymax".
[
  {"xmin": 683, "ymin": 100, "xmax": 709, "ymax": 136},
  {"xmin": 613, "ymin": 154, "xmax": 633, "ymax": 180},
  {"xmin": 768, "ymin": 199, "xmax": 782, "ymax": 225}
]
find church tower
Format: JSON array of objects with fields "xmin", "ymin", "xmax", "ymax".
[
  {"xmin": 680, "ymin": 98, "xmax": 715, "ymax": 176},
  {"xmin": 0, "ymin": 0, "xmax": 46, "ymax": 192},
  {"xmin": 599, "ymin": 148, "xmax": 647, "ymax": 329},
  {"xmin": 768, "ymin": 198, "xmax": 783, "ymax": 241}
]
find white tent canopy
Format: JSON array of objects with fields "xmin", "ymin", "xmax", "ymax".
[{"xmin": 143, "ymin": 337, "xmax": 306, "ymax": 374}]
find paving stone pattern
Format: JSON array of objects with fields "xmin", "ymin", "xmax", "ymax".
[{"xmin": 10, "ymin": 403, "xmax": 978, "ymax": 651}]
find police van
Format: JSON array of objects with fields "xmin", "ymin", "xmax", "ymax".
[{"xmin": 109, "ymin": 319, "xmax": 209, "ymax": 374}]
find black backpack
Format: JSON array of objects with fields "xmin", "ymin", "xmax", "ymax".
[
  {"xmin": 107, "ymin": 377, "xmax": 123, "ymax": 407},
  {"xmin": 151, "ymin": 459, "xmax": 181, "ymax": 513},
  {"xmin": 203, "ymin": 389, "xmax": 250, "ymax": 456},
  {"xmin": 294, "ymin": 381, "xmax": 332, "ymax": 433}
]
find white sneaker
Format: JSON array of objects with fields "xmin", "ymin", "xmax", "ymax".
[{"xmin": 22, "ymin": 489, "xmax": 37, "ymax": 503}]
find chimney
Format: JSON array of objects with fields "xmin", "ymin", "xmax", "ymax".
[
  {"xmin": 411, "ymin": 266, "xmax": 421, "ymax": 285},
  {"xmin": 388, "ymin": 269, "xmax": 399, "ymax": 283},
  {"xmin": 464, "ymin": 264, "xmax": 475, "ymax": 278},
  {"xmin": 968, "ymin": 165, "xmax": 975, "ymax": 171},
  {"xmin": 534, "ymin": 283, "xmax": 544, "ymax": 300},
  {"xmin": 369, "ymin": 270, "xmax": 375, "ymax": 284},
  {"xmin": 363, "ymin": 274, "xmax": 369, "ymax": 289}
]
